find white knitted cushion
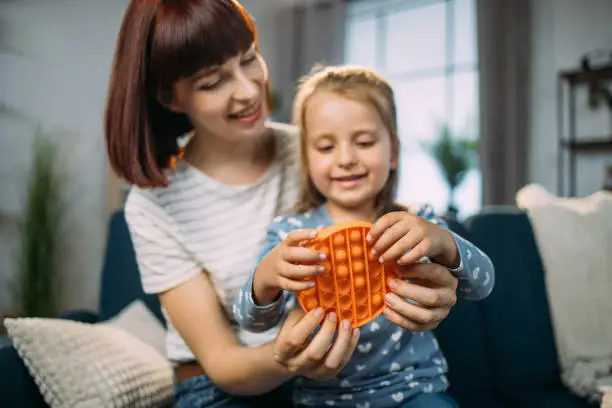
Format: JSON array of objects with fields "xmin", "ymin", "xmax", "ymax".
[{"xmin": 4, "ymin": 317, "xmax": 173, "ymax": 408}]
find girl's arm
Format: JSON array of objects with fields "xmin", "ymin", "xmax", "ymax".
[
  {"xmin": 416, "ymin": 205, "xmax": 495, "ymax": 301},
  {"xmin": 234, "ymin": 217, "xmax": 293, "ymax": 333}
]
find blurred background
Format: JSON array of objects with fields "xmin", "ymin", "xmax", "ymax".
[{"xmin": 0, "ymin": 0, "xmax": 610, "ymax": 352}]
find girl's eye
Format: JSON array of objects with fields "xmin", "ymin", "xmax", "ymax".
[
  {"xmin": 317, "ymin": 145, "xmax": 333, "ymax": 153},
  {"xmin": 357, "ymin": 140, "xmax": 376, "ymax": 148}
]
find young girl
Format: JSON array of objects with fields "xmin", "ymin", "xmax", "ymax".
[{"xmin": 234, "ymin": 66, "xmax": 495, "ymax": 408}]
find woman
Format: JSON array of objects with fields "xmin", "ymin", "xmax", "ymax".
[{"xmin": 104, "ymin": 1, "xmax": 459, "ymax": 407}]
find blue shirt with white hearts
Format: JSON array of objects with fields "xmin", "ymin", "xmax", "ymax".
[{"xmin": 233, "ymin": 204, "xmax": 495, "ymax": 408}]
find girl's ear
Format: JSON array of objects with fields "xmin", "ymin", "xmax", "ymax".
[{"xmin": 390, "ymin": 137, "xmax": 399, "ymax": 170}]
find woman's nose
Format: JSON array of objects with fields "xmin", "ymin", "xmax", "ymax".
[{"xmin": 233, "ymin": 70, "xmax": 259, "ymax": 102}]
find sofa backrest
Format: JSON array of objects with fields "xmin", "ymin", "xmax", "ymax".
[
  {"xmin": 437, "ymin": 207, "xmax": 563, "ymax": 396},
  {"xmin": 98, "ymin": 211, "xmax": 164, "ymax": 324}
]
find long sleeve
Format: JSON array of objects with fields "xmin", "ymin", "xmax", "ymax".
[
  {"xmin": 417, "ymin": 205, "xmax": 495, "ymax": 301},
  {"xmin": 233, "ymin": 216, "xmax": 293, "ymax": 333}
]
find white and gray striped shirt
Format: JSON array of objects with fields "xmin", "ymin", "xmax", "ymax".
[{"xmin": 124, "ymin": 122, "xmax": 301, "ymax": 362}]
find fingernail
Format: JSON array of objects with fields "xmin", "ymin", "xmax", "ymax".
[
  {"xmin": 310, "ymin": 230, "xmax": 317, "ymax": 237},
  {"xmin": 317, "ymin": 265, "xmax": 325, "ymax": 273},
  {"xmin": 388, "ymin": 279, "xmax": 399, "ymax": 289},
  {"xmin": 314, "ymin": 308, "xmax": 324, "ymax": 318},
  {"xmin": 385, "ymin": 293, "xmax": 395, "ymax": 304},
  {"xmin": 366, "ymin": 234, "xmax": 372, "ymax": 242},
  {"xmin": 319, "ymin": 253, "xmax": 327, "ymax": 260},
  {"xmin": 352, "ymin": 328, "xmax": 360, "ymax": 337},
  {"xmin": 342, "ymin": 319, "xmax": 350, "ymax": 330},
  {"xmin": 328, "ymin": 312, "xmax": 337, "ymax": 322},
  {"xmin": 379, "ymin": 256, "xmax": 384, "ymax": 264},
  {"xmin": 371, "ymin": 248, "xmax": 377, "ymax": 255},
  {"xmin": 308, "ymin": 281, "xmax": 316, "ymax": 288}
]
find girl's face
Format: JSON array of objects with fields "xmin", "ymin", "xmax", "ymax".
[
  {"xmin": 168, "ymin": 44, "xmax": 268, "ymax": 141},
  {"xmin": 304, "ymin": 91, "xmax": 397, "ymax": 215}
]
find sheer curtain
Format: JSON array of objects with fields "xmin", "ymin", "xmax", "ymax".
[{"xmin": 344, "ymin": 0, "xmax": 481, "ymax": 217}]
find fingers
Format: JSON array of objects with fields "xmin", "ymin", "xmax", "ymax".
[
  {"xmin": 397, "ymin": 263, "xmax": 459, "ymax": 291},
  {"xmin": 282, "ymin": 245, "xmax": 325, "ymax": 263},
  {"xmin": 384, "ymin": 292, "xmax": 448, "ymax": 325},
  {"xmin": 290, "ymin": 312, "xmax": 338, "ymax": 370},
  {"xmin": 383, "ymin": 232, "xmax": 426, "ymax": 265},
  {"xmin": 281, "ymin": 262, "xmax": 324, "ymax": 279},
  {"xmin": 278, "ymin": 276, "xmax": 316, "ymax": 292},
  {"xmin": 319, "ymin": 319, "xmax": 353, "ymax": 370},
  {"xmin": 284, "ymin": 229, "xmax": 319, "ymax": 246},
  {"xmin": 331, "ymin": 323, "xmax": 360, "ymax": 370},
  {"xmin": 387, "ymin": 278, "xmax": 456, "ymax": 309},
  {"xmin": 382, "ymin": 306, "xmax": 439, "ymax": 332},
  {"xmin": 366, "ymin": 212, "xmax": 403, "ymax": 244},
  {"xmin": 275, "ymin": 308, "xmax": 324, "ymax": 365}
]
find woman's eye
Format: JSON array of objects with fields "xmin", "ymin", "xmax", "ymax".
[
  {"xmin": 241, "ymin": 53, "xmax": 257, "ymax": 65},
  {"xmin": 198, "ymin": 77, "xmax": 224, "ymax": 91}
]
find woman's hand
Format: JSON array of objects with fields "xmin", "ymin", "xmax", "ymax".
[
  {"xmin": 383, "ymin": 262, "xmax": 458, "ymax": 331},
  {"xmin": 367, "ymin": 211, "xmax": 460, "ymax": 268},
  {"xmin": 274, "ymin": 307, "xmax": 360, "ymax": 381},
  {"xmin": 254, "ymin": 229, "xmax": 326, "ymax": 304}
]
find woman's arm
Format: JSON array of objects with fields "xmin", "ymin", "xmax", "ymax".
[
  {"xmin": 159, "ymin": 272, "xmax": 292, "ymax": 395},
  {"xmin": 414, "ymin": 205, "xmax": 495, "ymax": 301}
]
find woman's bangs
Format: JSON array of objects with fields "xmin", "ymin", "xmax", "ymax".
[{"xmin": 149, "ymin": 0, "xmax": 255, "ymax": 91}]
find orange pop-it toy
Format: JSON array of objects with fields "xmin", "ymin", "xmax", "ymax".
[{"xmin": 297, "ymin": 221, "xmax": 399, "ymax": 328}]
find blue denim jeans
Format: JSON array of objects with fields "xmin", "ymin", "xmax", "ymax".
[
  {"xmin": 174, "ymin": 374, "xmax": 295, "ymax": 408},
  {"xmin": 400, "ymin": 392, "xmax": 459, "ymax": 408}
]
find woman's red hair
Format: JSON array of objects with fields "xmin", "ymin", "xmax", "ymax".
[{"xmin": 105, "ymin": 0, "xmax": 258, "ymax": 188}]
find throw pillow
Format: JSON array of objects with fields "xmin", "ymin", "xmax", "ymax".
[
  {"xmin": 99, "ymin": 300, "xmax": 166, "ymax": 357},
  {"xmin": 4, "ymin": 317, "xmax": 173, "ymax": 408}
]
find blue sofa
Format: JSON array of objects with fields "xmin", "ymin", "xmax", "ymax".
[{"xmin": 0, "ymin": 207, "xmax": 598, "ymax": 408}]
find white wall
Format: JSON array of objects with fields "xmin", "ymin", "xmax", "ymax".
[
  {"xmin": 0, "ymin": 0, "xmax": 129, "ymax": 314},
  {"xmin": 529, "ymin": 0, "xmax": 612, "ymax": 197},
  {"xmin": 0, "ymin": 0, "xmax": 296, "ymax": 315}
]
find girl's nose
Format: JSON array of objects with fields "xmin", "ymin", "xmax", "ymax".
[{"xmin": 337, "ymin": 145, "xmax": 358, "ymax": 169}]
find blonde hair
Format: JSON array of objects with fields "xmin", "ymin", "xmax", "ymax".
[{"xmin": 291, "ymin": 65, "xmax": 403, "ymax": 216}]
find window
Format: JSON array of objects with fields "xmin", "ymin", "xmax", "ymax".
[{"xmin": 344, "ymin": 0, "xmax": 480, "ymax": 217}]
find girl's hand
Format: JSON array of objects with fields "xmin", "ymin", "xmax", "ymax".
[
  {"xmin": 383, "ymin": 262, "xmax": 458, "ymax": 331},
  {"xmin": 274, "ymin": 307, "xmax": 360, "ymax": 381},
  {"xmin": 367, "ymin": 211, "xmax": 460, "ymax": 268},
  {"xmin": 254, "ymin": 229, "xmax": 326, "ymax": 304}
]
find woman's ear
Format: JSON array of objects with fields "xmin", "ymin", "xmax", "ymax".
[{"xmin": 157, "ymin": 89, "xmax": 184, "ymax": 113}]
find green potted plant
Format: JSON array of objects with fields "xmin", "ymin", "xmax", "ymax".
[
  {"xmin": 423, "ymin": 123, "xmax": 478, "ymax": 218},
  {"xmin": 16, "ymin": 131, "xmax": 65, "ymax": 318}
]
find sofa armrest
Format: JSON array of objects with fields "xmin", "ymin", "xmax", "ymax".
[{"xmin": 0, "ymin": 336, "xmax": 47, "ymax": 408}]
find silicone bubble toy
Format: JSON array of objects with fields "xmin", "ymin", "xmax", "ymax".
[{"xmin": 297, "ymin": 221, "xmax": 399, "ymax": 327}]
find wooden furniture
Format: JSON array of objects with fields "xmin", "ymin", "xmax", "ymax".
[{"xmin": 557, "ymin": 64, "xmax": 612, "ymax": 196}]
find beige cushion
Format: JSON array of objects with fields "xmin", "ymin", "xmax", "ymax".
[
  {"xmin": 99, "ymin": 300, "xmax": 166, "ymax": 357},
  {"xmin": 4, "ymin": 315, "xmax": 173, "ymax": 408}
]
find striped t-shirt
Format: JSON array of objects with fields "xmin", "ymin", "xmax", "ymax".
[{"xmin": 124, "ymin": 122, "xmax": 301, "ymax": 362}]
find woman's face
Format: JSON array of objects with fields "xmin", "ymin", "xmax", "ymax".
[{"xmin": 169, "ymin": 44, "xmax": 269, "ymax": 141}]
